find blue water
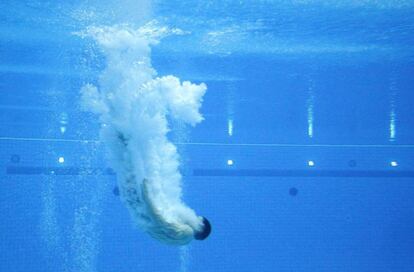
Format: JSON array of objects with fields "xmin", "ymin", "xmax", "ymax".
[{"xmin": 1, "ymin": 1, "xmax": 414, "ymax": 271}]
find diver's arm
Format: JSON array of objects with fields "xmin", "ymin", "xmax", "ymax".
[{"xmin": 140, "ymin": 179, "xmax": 166, "ymax": 225}]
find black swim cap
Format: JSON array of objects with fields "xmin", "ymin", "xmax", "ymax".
[{"xmin": 194, "ymin": 217, "xmax": 211, "ymax": 240}]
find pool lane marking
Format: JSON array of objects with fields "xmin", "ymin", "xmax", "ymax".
[{"xmin": 1, "ymin": 137, "xmax": 414, "ymax": 148}]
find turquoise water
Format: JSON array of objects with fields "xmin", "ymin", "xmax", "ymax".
[{"xmin": 1, "ymin": 1, "xmax": 414, "ymax": 271}]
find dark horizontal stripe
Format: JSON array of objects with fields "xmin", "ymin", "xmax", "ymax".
[
  {"xmin": 193, "ymin": 169, "xmax": 414, "ymax": 178},
  {"xmin": 7, "ymin": 167, "xmax": 414, "ymax": 178},
  {"xmin": 6, "ymin": 166, "xmax": 115, "ymax": 176}
]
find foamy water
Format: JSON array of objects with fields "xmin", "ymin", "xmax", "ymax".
[{"xmin": 80, "ymin": 23, "xmax": 207, "ymax": 245}]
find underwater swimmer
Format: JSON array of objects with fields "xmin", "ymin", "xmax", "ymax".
[{"xmin": 114, "ymin": 133, "xmax": 211, "ymax": 245}]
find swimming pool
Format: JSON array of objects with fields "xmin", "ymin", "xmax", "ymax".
[{"xmin": 1, "ymin": 1, "xmax": 414, "ymax": 271}]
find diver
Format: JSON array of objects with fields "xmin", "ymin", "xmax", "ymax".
[
  {"xmin": 80, "ymin": 24, "xmax": 209, "ymax": 246},
  {"xmin": 113, "ymin": 180, "xmax": 211, "ymax": 244},
  {"xmin": 112, "ymin": 133, "xmax": 211, "ymax": 245}
]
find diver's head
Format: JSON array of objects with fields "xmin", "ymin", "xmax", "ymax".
[{"xmin": 194, "ymin": 217, "xmax": 211, "ymax": 241}]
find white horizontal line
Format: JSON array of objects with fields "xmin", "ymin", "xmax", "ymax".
[
  {"xmin": 177, "ymin": 143, "xmax": 414, "ymax": 148},
  {"xmin": 0, "ymin": 137, "xmax": 99, "ymax": 143},
  {"xmin": 0, "ymin": 137, "xmax": 413, "ymax": 148}
]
